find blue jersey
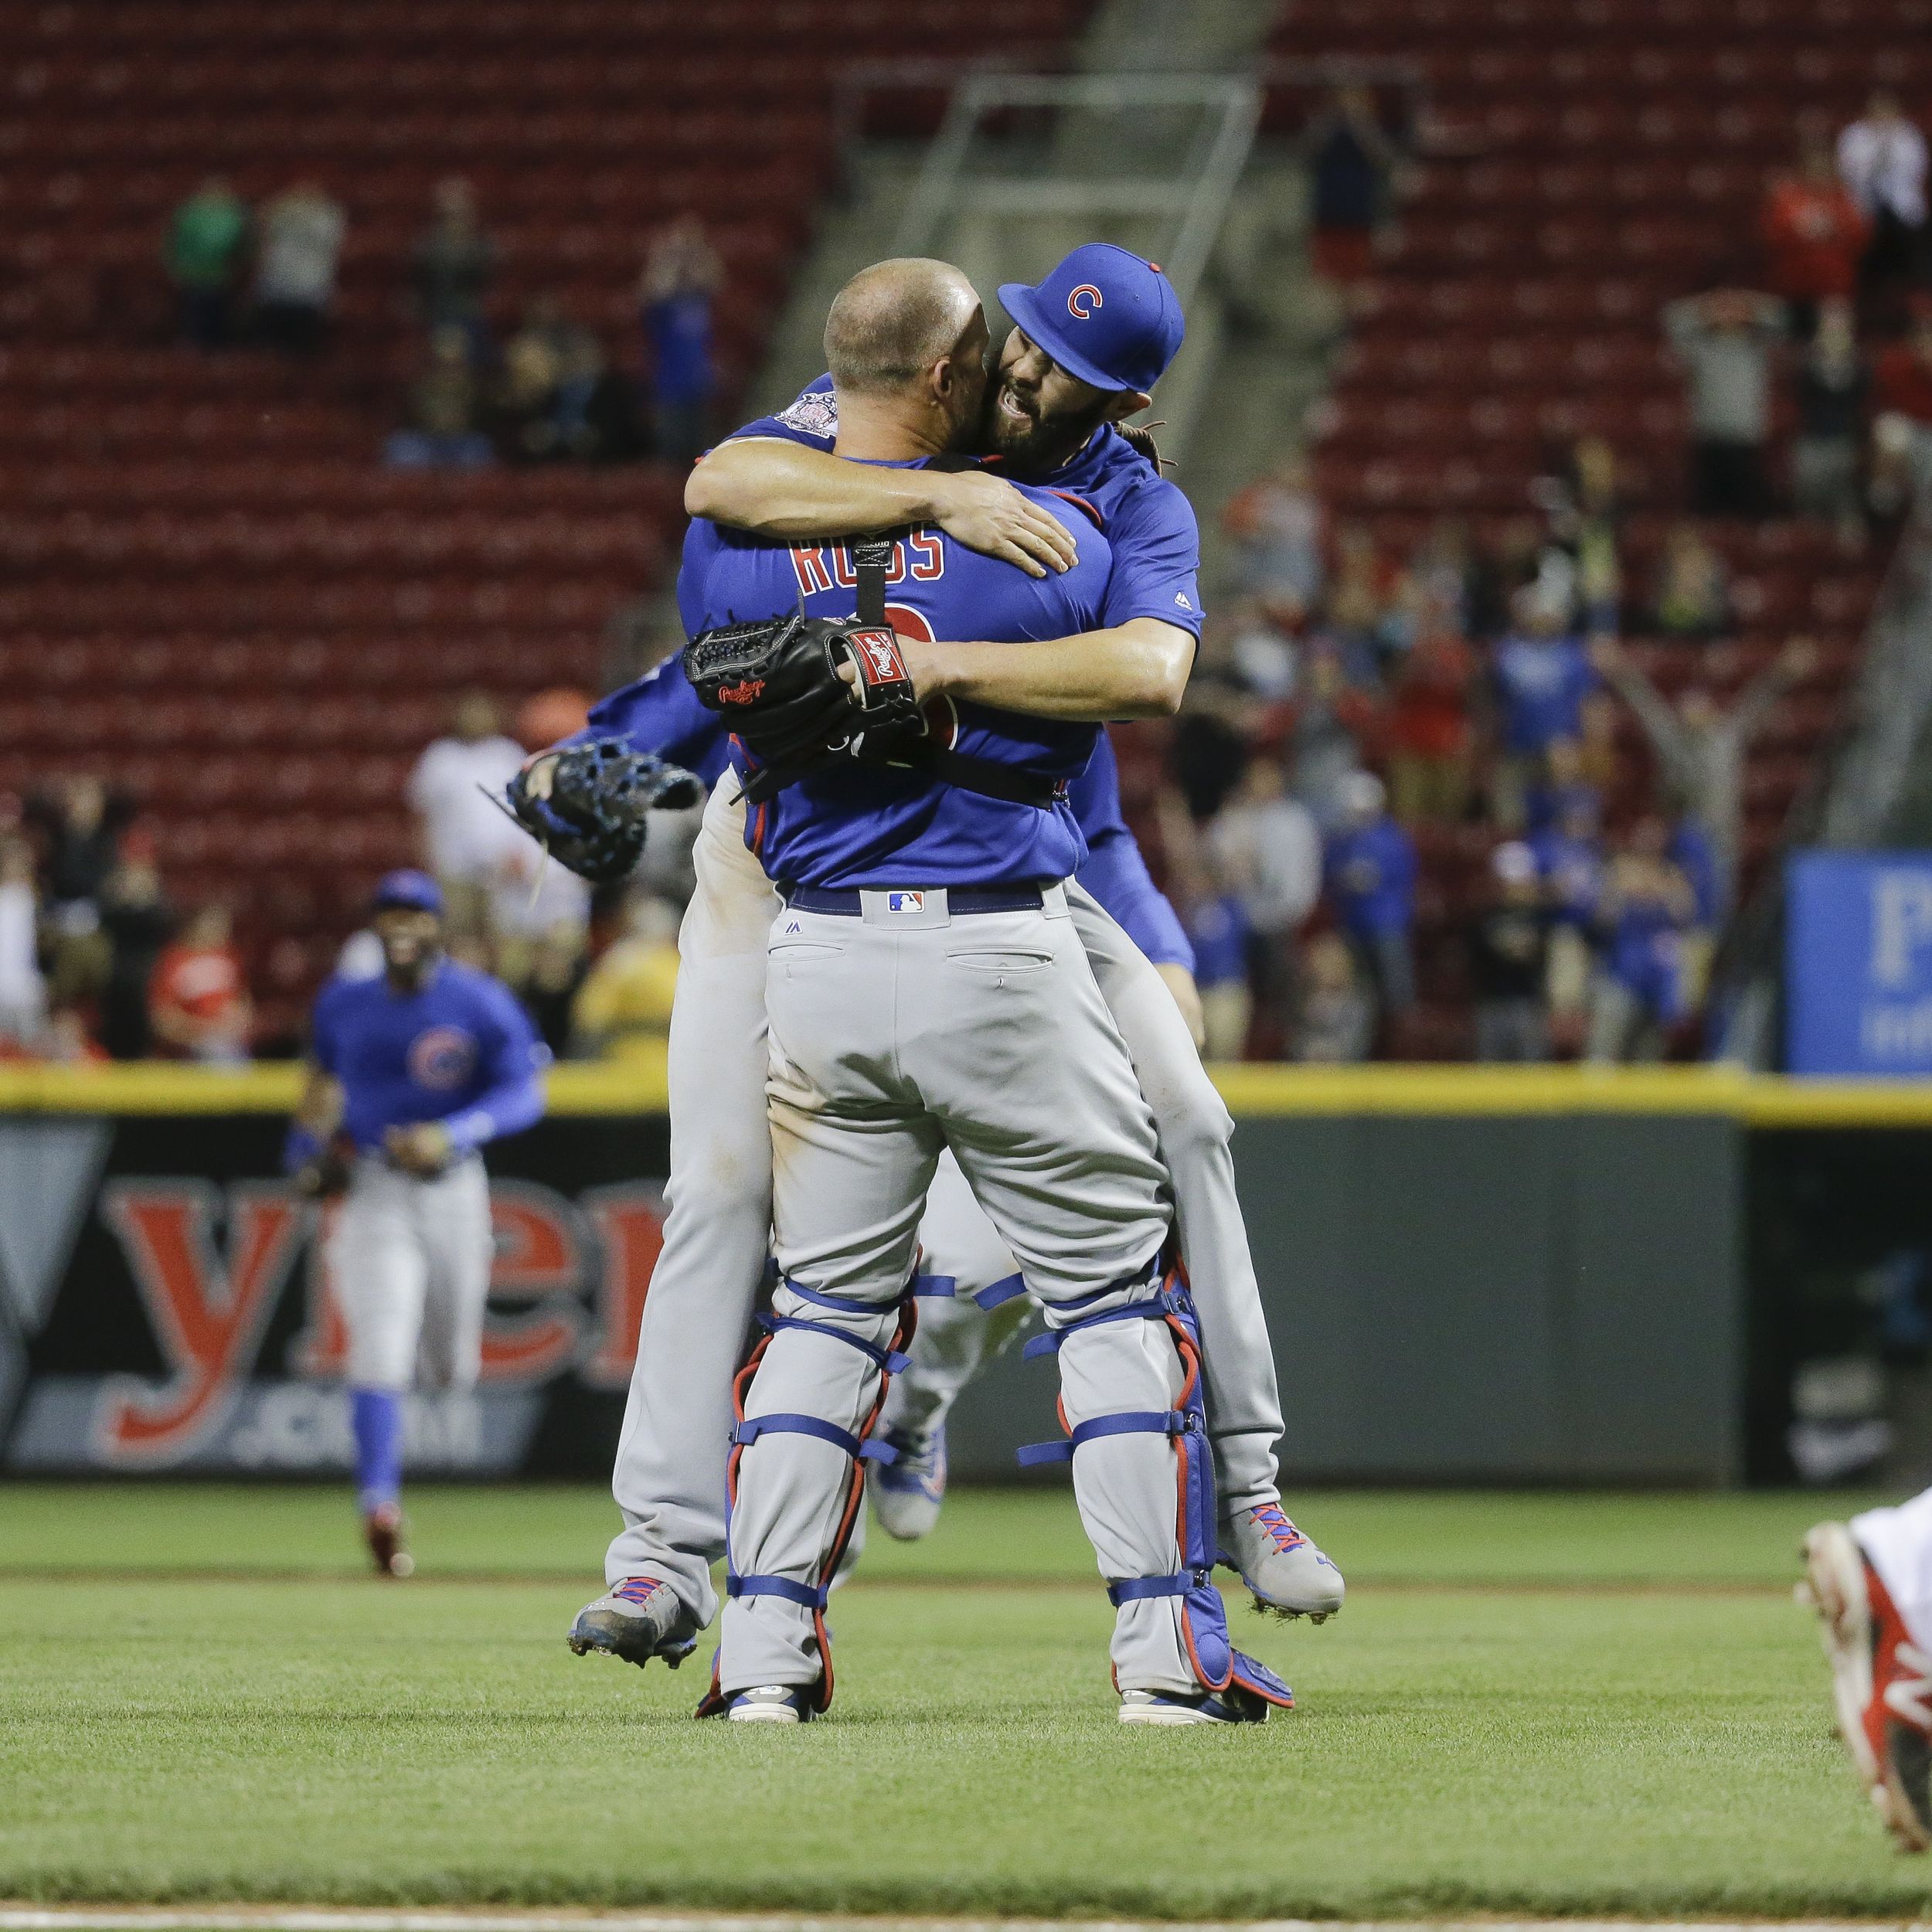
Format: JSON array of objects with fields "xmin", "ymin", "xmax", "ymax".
[
  {"xmin": 1494, "ymin": 634, "xmax": 1597, "ymax": 755},
  {"xmin": 311, "ymin": 960, "xmax": 548, "ymax": 1155},
  {"xmin": 679, "ymin": 469, "xmax": 1114, "ymax": 890},
  {"xmin": 580, "ymin": 651, "xmax": 734, "ymax": 791},
  {"xmin": 733, "ymin": 375, "xmax": 1205, "ymax": 638},
  {"xmin": 1324, "ymin": 817, "xmax": 1417, "ymax": 938}
]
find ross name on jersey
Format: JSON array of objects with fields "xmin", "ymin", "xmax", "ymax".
[{"xmin": 791, "ymin": 530, "xmax": 944, "ymax": 597}]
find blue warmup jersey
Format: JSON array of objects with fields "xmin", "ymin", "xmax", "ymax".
[
  {"xmin": 733, "ymin": 375, "xmax": 1205, "ymax": 639},
  {"xmin": 680, "ymin": 472, "xmax": 1114, "ymax": 891},
  {"xmin": 311, "ymin": 961, "xmax": 549, "ymax": 1155}
]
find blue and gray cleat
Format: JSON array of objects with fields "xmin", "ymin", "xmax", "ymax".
[
  {"xmin": 566, "ymin": 1576, "xmax": 698, "ymax": 1668},
  {"xmin": 727, "ymin": 1685, "xmax": 815, "ymax": 1723},
  {"xmin": 1221, "ymin": 1502, "xmax": 1345, "ymax": 1622},
  {"xmin": 870, "ymin": 1424, "xmax": 947, "ymax": 1542},
  {"xmin": 1119, "ymin": 1682, "xmax": 1278, "ymax": 1726}
]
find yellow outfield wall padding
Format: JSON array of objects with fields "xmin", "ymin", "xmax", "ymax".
[{"xmin": 1, "ymin": 1055, "xmax": 1929, "ymax": 1126}]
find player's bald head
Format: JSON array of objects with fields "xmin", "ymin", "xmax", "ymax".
[{"xmin": 824, "ymin": 258, "xmax": 983, "ymax": 398}]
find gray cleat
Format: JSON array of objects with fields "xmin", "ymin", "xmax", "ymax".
[
  {"xmin": 1221, "ymin": 1503, "xmax": 1345, "ymax": 1622},
  {"xmin": 566, "ymin": 1577, "xmax": 698, "ymax": 1669}
]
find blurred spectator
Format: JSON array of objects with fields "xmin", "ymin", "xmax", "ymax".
[
  {"xmin": 1838, "ymin": 91, "xmax": 1929, "ymax": 315},
  {"xmin": 492, "ymin": 323, "xmax": 563, "ymax": 462},
  {"xmin": 572, "ymin": 891, "xmax": 682, "ymax": 1060},
  {"xmin": 250, "ymin": 182, "xmax": 345, "ymax": 355},
  {"xmin": 1536, "ymin": 437, "xmax": 1624, "ymax": 633},
  {"xmin": 641, "ymin": 216, "xmax": 722, "ymax": 465},
  {"xmin": 519, "ymin": 927, "xmax": 590, "ymax": 1057},
  {"xmin": 1576, "ymin": 687, "xmax": 1624, "ymax": 801},
  {"xmin": 1293, "ymin": 931, "xmax": 1375, "ymax": 1063},
  {"xmin": 1529, "ymin": 789, "xmax": 1605, "ymax": 1030},
  {"xmin": 1466, "ymin": 518, "xmax": 1543, "ymax": 640},
  {"xmin": 0, "ymin": 838, "xmax": 45, "ymax": 1049},
  {"xmin": 491, "ymin": 844, "xmax": 590, "ymax": 999},
  {"xmin": 1665, "ymin": 800, "xmax": 1722, "ymax": 1015},
  {"xmin": 1527, "ymin": 736, "xmax": 1601, "ymax": 835},
  {"xmin": 1226, "ymin": 598, "xmax": 1300, "ymax": 701},
  {"xmin": 1302, "ymin": 85, "xmax": 1401, "ymax": 287},
  {"xmin": 1593, "ymin": 635, "xmax": 1815, "ymax": 914},
  {"xmin": 1185, "ymin": 875, "xmax": 1253, "ymax": 1062},
  {"xmin": 1323, "ymin": 770, "xmax": 1417, "ymax": 1019},
  {"xmin": 1761, "ymin": 122, "xmax": 1870, "ymax": 336},
  {"xmin": 1870, "ymin": 302, "xmax": 1932, "ymax": 516},
  {"xmin": 1223, "ymin": 455, "xmax": 1325, "ymax": 604},
  {"xmin": 1651, "ymin": 521, "xmax": 1733, "ymax": 639},
  {"xmin": 1468, "ymin": 842, "xmax": 1549, "ymax": 1063},
  {"xmin": 1490, "ymin": 587, "xmax": 1597, "ymax": 828},
  {"xmin": 1665, "ymin": 290, "xmax": 1785, "ymax": 518},
  {"xmin": 165, "ymin": 177, "xmax": 249, "ymax": 349},
  {"xmin": 1409, "ymin": 518, "xmax": 1475, "ymax": 636},
  {"xmin": 97, "ymin": 839, "xmax": 174, "ymax": 1060},
  {"xmin": 149, "ymin": 904, "xmax": 252, "ymax": 1064},
  {"xmin": 1386, "ymin": 626, "xmax": 1475, "ymax": 825},
  {"xmin": 406, "ymin": 692, "xmax": 528, "ymax": 944},
  {"xmin": 33, "ymin": 776, "xmax": 123, "ymax": 1009},
  {"xmin": 387, "ymin": 327, "xmax": 494, "ymax": 468},
  {"xmin": 1324, "ymin": 522, "xmax": 1405, "ymax": 677},
  {"xmin": 412, "ymin": 177, "xmax": 495, "ymax": 347},
  {"xmin": 515, "ymin": 688, "xmax": 592, "ymax": 752},
  {"xmin": 40, "ymin": 1008, "xmax": 108, "ymax": 1067},
  {"xmin": 1281, "ymin": 643, "xmax": 1380, "ymax": 827},
  {"xmin": 1586, "ymin": 823, "xmax": 1696, "ymax": 1063},
  {"xmin": 1791, "ymin": 298, "xmax": 1869, "ymax": 542},
  {"xmin": 1209, "ymin": 755, "xmax": 1321, "ymax": 1041}
]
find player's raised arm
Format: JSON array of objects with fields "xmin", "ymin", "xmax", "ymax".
[
  {"xmin": 896, "ymin": 614, "xmax": 1194, "ymax": 721},
  {"xmin": 688, "ymin": 434, "xmax": 1077, "ymax": 579}
]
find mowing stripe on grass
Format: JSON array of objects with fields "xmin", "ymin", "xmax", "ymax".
[{"xmin": 2, "ymin": 1917, "xmax": 1921, "ymax": 1932}]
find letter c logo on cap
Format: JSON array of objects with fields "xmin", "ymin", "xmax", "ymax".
[{"xmin": 1066, "ymin": 284, "xmax": 1103, "ymax": 320}]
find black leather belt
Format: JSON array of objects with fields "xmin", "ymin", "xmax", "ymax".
[{"xmin": 782, "ymin": 884, "xmax": 1048, "ymax": 916}]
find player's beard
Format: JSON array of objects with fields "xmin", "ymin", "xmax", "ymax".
[{"xmin": 978, "ymin": 376, "xmax": 1112, "ymax": 478}]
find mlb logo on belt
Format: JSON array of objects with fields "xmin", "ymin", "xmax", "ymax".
[{"xmin": 886, "ymin": 891, "xmax": 925, "ymax": 914}]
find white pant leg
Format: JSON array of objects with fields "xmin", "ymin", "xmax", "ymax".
[
  {"xmin": 412, "ymin": 1158, "xmax": 494, "ymax": 1390},
  {"xmin": 604, "ymin": 777, "xmax": 780, "ymax": 1626},
  {"xmin": 886, "ymin": 1149, "xmax": 1032, "ymax": 1440},
  {"xmin": 331, "ymin": 1162, "xmax": 429, "ymax": 1392},
  {"xmin": 1068, "ymin": 883, "xmax": 1284, "ymax": 1519},
  {"xmin": 1855, "ymin": 1488, "xmax": 1932, "ymax": 1651}
]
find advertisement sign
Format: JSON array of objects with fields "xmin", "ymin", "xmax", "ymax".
[
  {"xmin": 0, "ymin": 1113, "xmax": 679, "ymax": 1476},
  {"xmin": 1787, "ymin": 850, "xmax": 1932, "ymax": 1076}
]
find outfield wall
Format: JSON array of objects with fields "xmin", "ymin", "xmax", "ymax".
[{"xmin": 1, "ymin": 1063, "xmax": 1924, "ymax": 1485}]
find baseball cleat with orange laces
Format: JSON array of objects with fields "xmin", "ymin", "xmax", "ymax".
[{"xmin": 1222, "ymin": 1502, "xmax": 1345, "ymax": 1622}]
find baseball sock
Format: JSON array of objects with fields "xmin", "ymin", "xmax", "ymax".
[{"xmin": 350, "ymin": 1386, "xmax": 404, "ymax": 1515}]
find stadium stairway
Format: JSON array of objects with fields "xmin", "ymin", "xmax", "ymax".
[
  {"xmin": 0, "ymin": 0, "xmax": 1097, "ymax": 1049},
  {"xmin": 1264, "ymin": 0, "xmax": 1912, "ymax": 1057}
]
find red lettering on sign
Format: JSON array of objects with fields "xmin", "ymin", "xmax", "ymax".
[
  {"xmin": 481, "ymin": 1182, "xmax": 584, "ymax": 1383},
  {"xmin": 95, "ymin": 1181, "xmax": 306, "ymax": 1463},
  {"xmin": 581, "ymin": 1185, "xmax": 667, "ymax": 1387}
]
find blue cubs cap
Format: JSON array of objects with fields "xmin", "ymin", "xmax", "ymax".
[
  {"xmin": 998, "ymin": 243, "xmax": 1185, "ymax": 394},
  {"xmin": 371, "ymin": 869, "xmax": 444, "ymax": 917}
]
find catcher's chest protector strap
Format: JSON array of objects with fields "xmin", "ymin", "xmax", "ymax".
[
  {"xmin": 848, "ymin": 536, "xmax": 1066, "ymax": 812},
  {"xmin": 1018, "ymin": 1271, "xmax": 1294, "ymax": 1709}
]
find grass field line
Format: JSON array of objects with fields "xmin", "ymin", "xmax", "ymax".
[
  {"xmin": 0, "ymin": 1567, "xmax": 1799, "ymax": 1597},
  {"xmin": 4, "ymin": 1910, "xmax": 1927, "ymax": 1930}
]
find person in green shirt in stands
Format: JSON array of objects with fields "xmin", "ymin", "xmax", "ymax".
[{"xmin": 165, "ymin": 177, "xmax": 249, "ymax": 349}]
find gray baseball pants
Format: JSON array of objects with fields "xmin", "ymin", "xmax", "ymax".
[
  {"xmin": 604, "ymin": 779, "xmax": 1285, "ymax": 1625},
  {"xmin": 723, "ymin": 882, "xmax": 1202, "ymax": 1699}
]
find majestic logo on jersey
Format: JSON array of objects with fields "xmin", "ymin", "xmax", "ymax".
[
  {"xmin": 886, "ymin": 892, "xmax": 925, "ymax": 914},
  {"xmin": 775, "ymin": 389, "xmax": 838, "ymax": 440},
  {"xmin": 790, "ymin": 530, "xmax": 944, "ymax": 597},
  {"xmin": 409, "ymin": 1026, "xmax": 478, "ymax": 1091},
  {"xmin": 716, "ymin": 675, "xmax": 766, "ymax": 706},
  {"xmin": 1067, "ymin": 283, "xmax": 1104, "ymax": 320}
]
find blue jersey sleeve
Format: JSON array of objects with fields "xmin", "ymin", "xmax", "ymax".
[
  {"xmin": 442, "ymin": 985, "xmax": 550, "ymax": 1153},
  {"xmin": 719, "ymin": 372, "xmax": 837, "ymax": 452},
  {"xmin": 1069, "ymin": 736, "xmax": 1195, "ymax": 971},
  {"xmin": 573, "ymin": 651, "xmax": 731, "ymax": 789},
  {"xmin": 1100, "ymin": 475, "xmax": 1204, "ymax": 638}
]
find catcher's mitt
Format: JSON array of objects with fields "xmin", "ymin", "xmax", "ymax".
[
  {"xmin": 686, "ymin": 613, "xmax": 923, "ymax": 767},
  {"xmin": 502, "ymin": 737, "xmax": 705, "ymax": 885}
]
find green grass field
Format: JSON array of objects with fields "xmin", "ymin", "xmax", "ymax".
[{"xmin": 5, "ymin": 1481, "xmax": 1932, "ymax": 1920}]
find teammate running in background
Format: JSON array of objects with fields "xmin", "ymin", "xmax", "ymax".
[{"xmin": 285, "ymin": 869, "xmax": 547, "ymax": 1577}]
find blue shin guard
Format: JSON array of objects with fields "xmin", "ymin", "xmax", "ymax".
[{"xmin": 1019, "ymin": 1270, "xmax": 1293, "ymax": 1712}]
